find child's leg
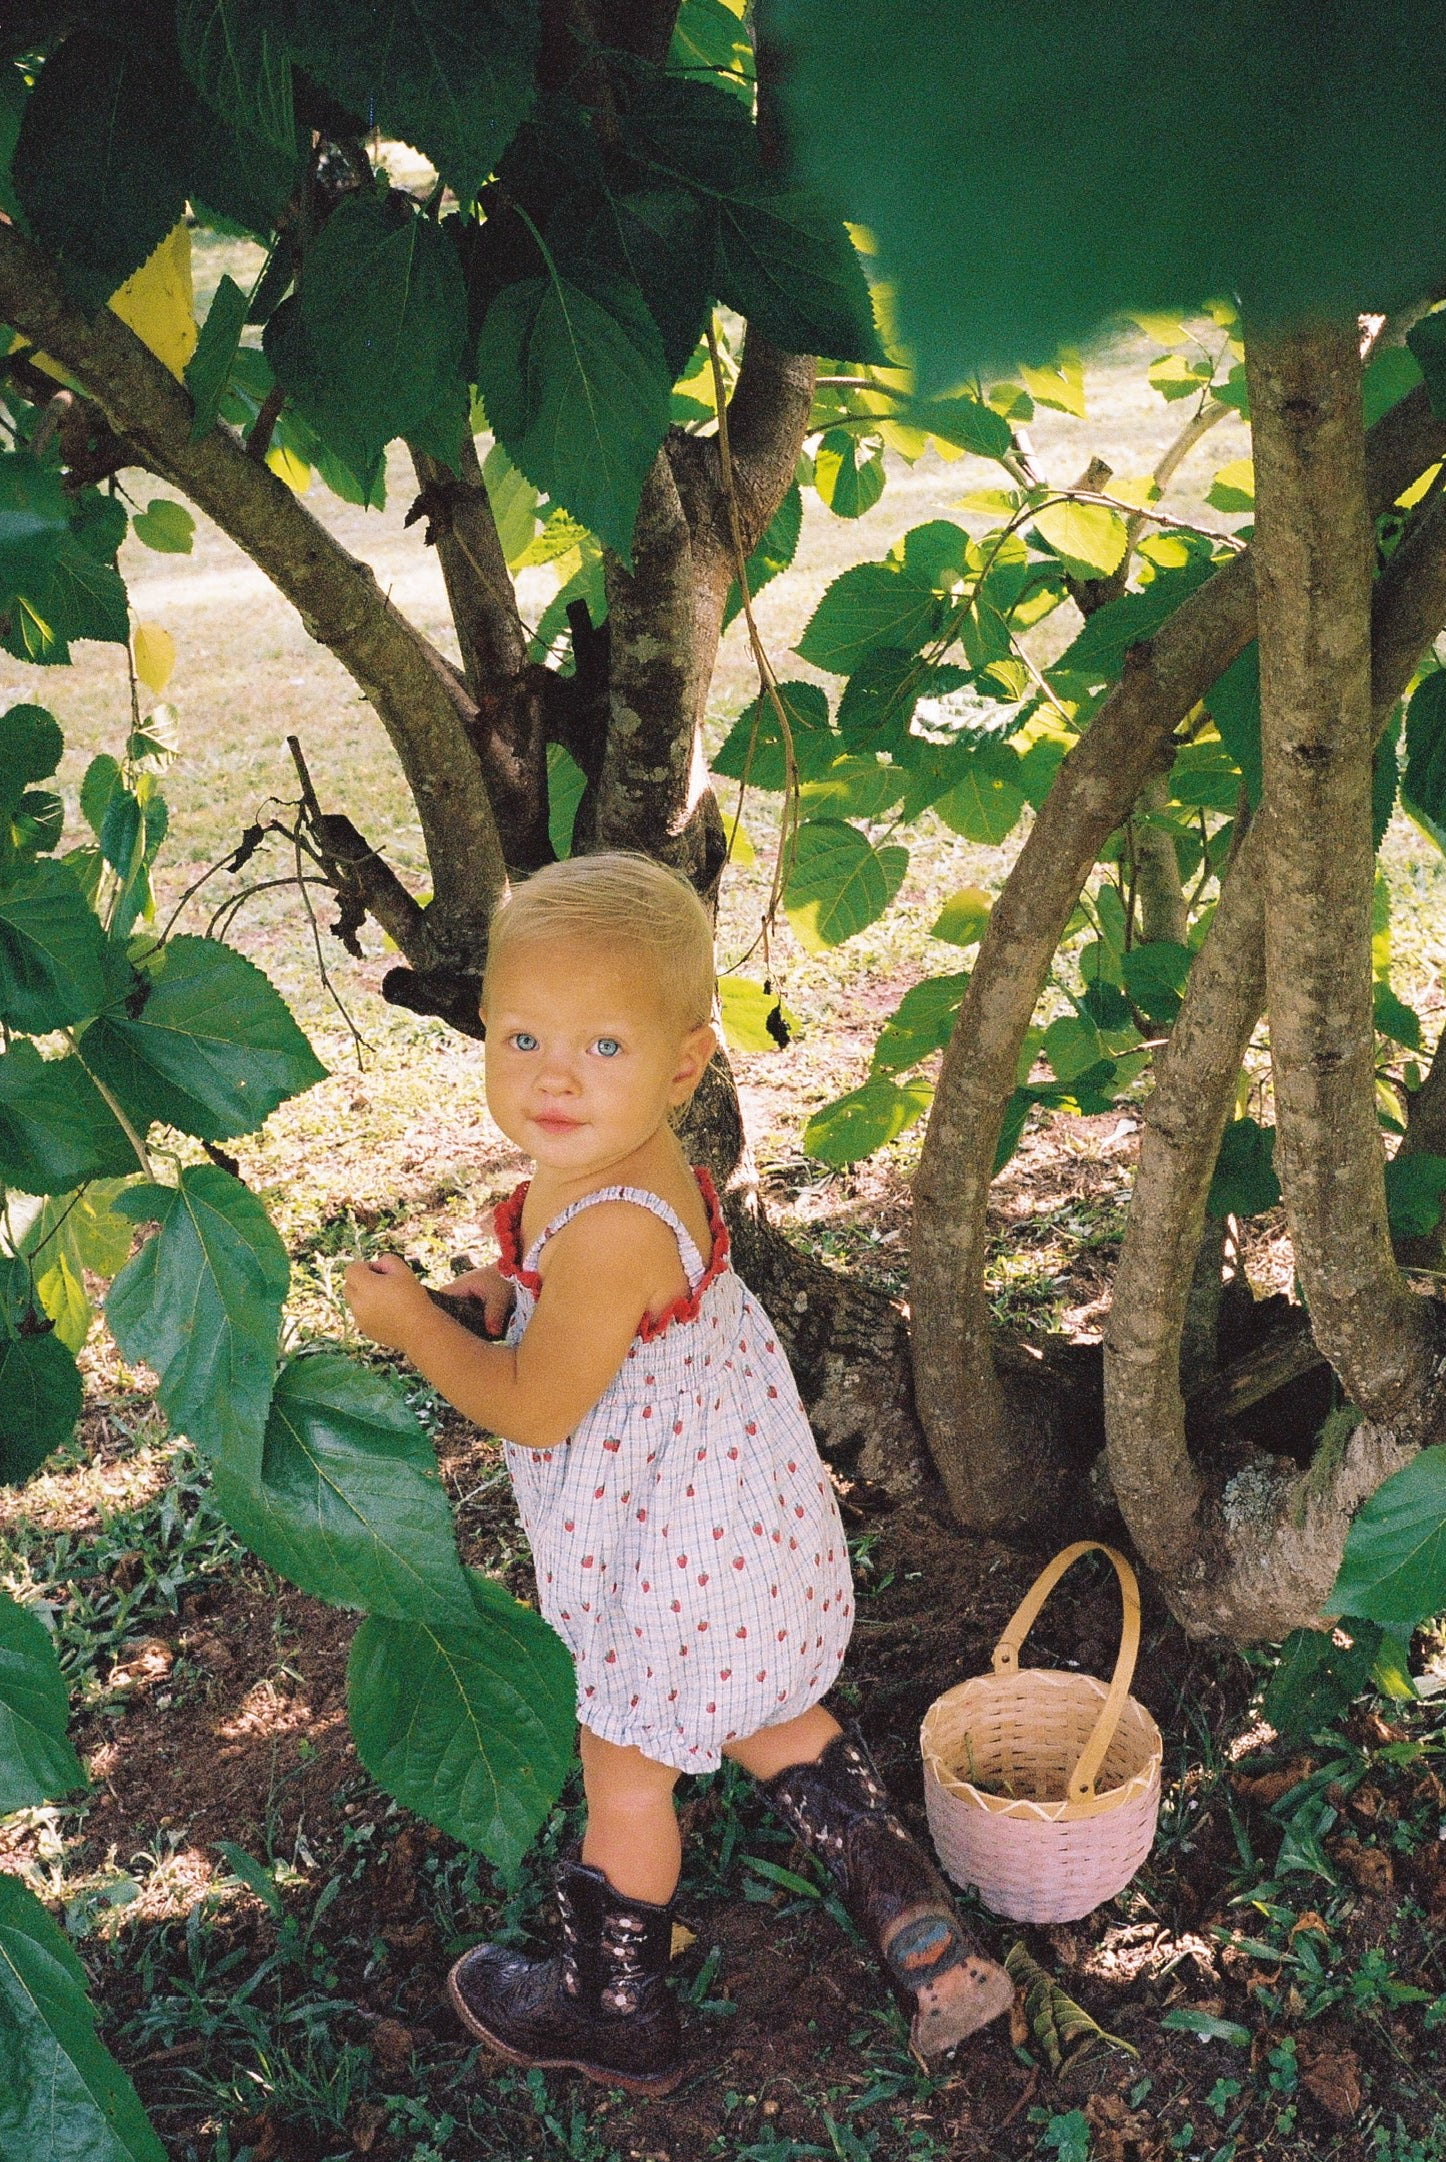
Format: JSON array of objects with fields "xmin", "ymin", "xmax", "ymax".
[
  {"xmin": 722, "ymin": 1702, "xmax": 841, "ymax": 1780},
  {"xmin": 579, "ymin": 1726, "xmax": 681, "ymax": 1903}
]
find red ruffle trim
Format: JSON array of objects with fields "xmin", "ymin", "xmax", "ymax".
[{"xmin": 492, "ymin": 1167, "xmax": 730, "ymax": 1342}]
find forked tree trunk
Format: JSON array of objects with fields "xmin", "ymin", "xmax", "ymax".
[{"xmin": 1103, "ymin": 321, "xmax": 1446, "ymax": 1638}]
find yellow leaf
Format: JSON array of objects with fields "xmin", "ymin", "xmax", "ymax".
[
  {"xmin": 108, "ymin": 224, "xmax": 197, "ymax": 380},
  {"xmin": 723, "ymin": 812, "xmax": 755, "ymax": 866},
  {"xmin": 133, "ymin": 624, "xmax": 176, "ymax": 696},
  {"xmin": 266, "ymin": 444, "xmax": 312, "ymax": 494},
  {"xmin": 669, "ymin": 1922, "xmax": 696, "ymax": 1960}
]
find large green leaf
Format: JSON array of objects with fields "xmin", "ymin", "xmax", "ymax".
[
  {"xmin": 871, "ymin": 973, "xmax": 971, "ymax": 1073},
  {"xmin": 771, "ymin": 2, "xmax": 1446, "ymax": 384},
  {"xmin": 813, "ymin": 430, "xmax": 885, "ymax": 519},
  {"xmin": 19, "ymin": 1182, "xmax": 137, "ymax": 1357},
  {"xmin": 723, "ymin": 481, "xmax": 802, "ymax": 629},
  {"xmin": 1208, "ymin": 1117, "xmax": 1280, "ymax": 1220},
  {"xmin": 211, "ymin": 1355, "xmax": 475, "ymax": 1629},
  {"xmin": 0, "ymin": 861, "xmax": 109, "ymax": 1035},
  {"xmin": 1263, "ymin": 1621, "xmax": 1385, "ymax": 1744},
  {"xmin": 711, "ymin": 682, "xmax": 835, "ymax": 792},
  {"xmin": 13, "ymin": 27, "xmax": 195, "ymax": 308},
  {"xmin": 0, "ymin": 1591, "xmax": 85, "ymax": 1812},
  {"xmin": 804, "ymin": 1074, "xmax": 933, "ymax": 1167},
  {"xmin": 81, "ymin": 936, "xmax": 325, "ymax": 1143},
  {"xmin": 1032, "ymin": 499, "xmax": 1128, "ymax": 579},
  {"xmin": 476, "ymin": 266, "xmax": 672, "ymax": 563},
  {"xmin": 1120, "ymin": 939, "xmax": 1193, "ymax": 1027},
  {"xmin": 1329, "ymin": 1446, "xmax": 1446, "ymax": 1631},
  {"xmin": 1049, "ymin": 557, "xmax": 1217, "ymax": 690},
  {"xmin": 783, "ymin": 818, "xmax": 907, "ymax": 950},
  {"xmin": 0, "ymin": 1871, "xmax": 165, "ymax": 2162},
  {"xmin": 0, "ymin": 703, "xmax": 62, "ymax": 820},
  {"xmin": 796, "ymin": 561, "xmax": 940, "ymax": 676},
  {"xmin": 1384, "ymin": 1152, "xmax": 1446, "ymax": 1242},
  {"xmin": 932, "ymin": 742, "xmax": 1027, "ymax": 846},
  {"xmin": 1206, "ymin": 644, "xmax": 1264, "ymax": 810},
  {"xmin": 176, "ymin": 0, "xmax": 296, "ymax": 151},
  {"xmin": 348, "ymin": 1568, "xmax": 576, "ymax": 1875},
  {"xmin": 295, "ymin": 0, "xmax": 539, "ymax": 204},
  {"xmin": 105, "ymin": 1166, "xmax": 289, "ymax": 1470},
  {"xmin": 1402, "ymin": 670, "xmax": 1446, "ymax": 852},
  {"xmin": 836, "ymin": 652, "xmax": 967, "ymax": 757},
  {"xmin": 587, "ymin": 186, "xmax": 714, "ymax": 379},
  {"xmin": 265, "ymin": 189, "xmax": 469, "ymax": 483},
  {"xmin": 0, "ymin": 1325, "xmax": 82, "ymax": 1487},
  {"xmin": 0, "ymin": 461, "xmax": 69, "ymax": 619},
  {"xmin": 0, "ymin": 1044, "xmax": 136, "ymax": 1195},
  {"xmin": 715, "ymin": 184, "xmax": 881, "ymax": 362}
]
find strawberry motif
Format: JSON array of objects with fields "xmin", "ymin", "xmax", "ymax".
[{"xmin": 602, "ymin": 1437, "xmax": 621, "ymax": 1452}]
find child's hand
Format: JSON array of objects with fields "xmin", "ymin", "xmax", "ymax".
[
  {"xmin": 438, "ymin": 1261, "xmax": 515, "ymax": 1339},
  {"xmin": 343, "ymin": 1252, "xmax": 433, "ymax": 1351}
]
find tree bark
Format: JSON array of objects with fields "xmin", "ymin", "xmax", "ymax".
[
  {"xmin": 912, "ymin": 377, "xmax": 1446, "ymax": 1538},
  {"xmin": 1249, "ymin": 317, "xmax": 1440, "ymax": 1418},
  {"xmin": 1132, "ymin": 773, "xmax": 1189, "ymax": 947}
]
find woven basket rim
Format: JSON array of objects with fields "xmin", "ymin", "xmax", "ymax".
[{"xmin": 920, "ymin": 1666, "xmax": 1164, "ymax": 1822}]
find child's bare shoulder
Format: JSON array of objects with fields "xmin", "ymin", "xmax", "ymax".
[{"xmin": 536, "ymin": 1198, "xmax": 681, "ymax": 1275}]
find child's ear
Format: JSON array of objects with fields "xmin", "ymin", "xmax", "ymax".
[{"xmin": 670, "ymin": 1022, "xmax": 717, "ymax": 1101}]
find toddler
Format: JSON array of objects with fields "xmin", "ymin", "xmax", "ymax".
[{"xmin": 344, "ymin": 854, "xmax": 1010, "ymax": 2094}]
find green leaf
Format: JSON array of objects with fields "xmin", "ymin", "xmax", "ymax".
[
  {"xmin": 1019, "ymin": 352, "xmax": 1086, "ymax": 417},
  {"xmin": 1402, "ymin": 670, "xmax": 1446, "ymax": 851},
  {"xmin": 0, "ymin": 703, "xmax": 62, "ymax": 817},
  {"xmin": 1206, "ymin": 457, "xmax": 1255, "ymax": 512},
  {"xmin": 213, "ymin": 1839, "xmax": 284, "ymax": 1917},
  {"xmin": 176, "ymin": 0, "xmax": 297, "ymax": 152},
  {"xmin": 836, "ymin": 651, "xmax": 966, "ymax": 757},
  {"xmin": 82, "ymin": 935, "xmax": 326, "ymax": 1143},
  {"xmin": 211, "ymin": 1354, "xmax": 475, "ymax": 1628},
  {"xmin": 0, "ymin": 1322, "xmax": 82, "ymax": 1486},
  {"xmin": 1384, "ymin": 1152, "xmax": 1446, "ymax": 1241},
  {"xmin": 347, "ymin": 1568, "xmax": 576, "ymax": 1875},
  {"xmin": 131, "ymin": 500, "xmax": 195, "ymax": 554},
  {"xmin": 0, "ymin": 1044, "xmax": 136, "ymax": 1195},
  {"xmin": 0, "ymin": 457, "xmax": 69, "ymax": 617},
  {"xmin": 669, "ymin": 0, "xmax": 754, "ymax": 102},
  {"xmin": 803, "ymin": 1074, "xmax": 933, "ymax": 1166},
  {"xmin": 1264, "ymin": 1623, "xmax": 1383, "ymax": 1743},
  {"xmin": 1048, "ymin": 557, "xmax": 1216, "ymax": 689},
  {"xmin": 1161, "ymin": 2008, "xmax": 1252, "ymax": 2048},
  {"xmin": 1032, "ymin": 499, "xmax": 1127, "ymax": 578},
  {"xmin": 723, "ymin": 481, "xmax": 802, "ymax": 630},
  {"xmin": 813, "ymin": 430, "xmax": 885, "ymax": 519},
  {"xmin": 13, "ymin": 27, "xmax": 193, "ymax": 309},
  {"xmin": 0, "ymin": 860, "xmax": 109, "ymax": 1034},
  {"xmin": 295, "ymin": 0, "xmax": 540, "ymax": 204},
  {"xmin": 1408, "ymin": 310, "xmax": 1446, "ymax": 422},
  {"xmin": 19, "ymin": 1181, "xmax": 138, "ymax": 1357},
  {"xmin": 718, "ymin": 977, "xmax": 794, "ymax": 1055},
  {"xmin": 1169, "ymin": 740, "xmax": 1242, "ymax": 811},
  {"xmin": 1330, "ymin": 1445, "xmax": 1446, "ymax": 1630},
  {"xmin": 266, "ymin": 189, "xmax": 469, "ymax": 484},
  {"xmin": 796, "ymin": 560, "xmax": 940, "ymax": 676},
  {"xmin": 1208, "ymin": 1118, "xmax": 1280, "ymax": 1220},
  {"xmin": 41, "ymin": 534, "xmax": 131, "ymax": 651},
  {"xmin": 481, "ymin": 441, "xmax": 539, "ymax": 568},
  {"xmin": 711, "ymin": 682, "xmax": 835, "ymax": 791},
  {"xmin": 783, "ymin": 819, "xmax": 907, "ymax": 950},
  {"xmin": 1206, "ymin": 644, "xmax": 1263, "ymax": 810},
  {"xmin": 715, "ymin": 185, "xmax": 881, "ymax": 363},
  {"xmin": 588, "ymin": 186, "xmax": 714, "ymax": 380},
  {"xmin": 932, "ymin": 743, "xmax": 1027, "ymax": 846},
  {"xmin": 477, "ymin": 266, "xmax": 671, "ymax": 565},
  {"xmin": 871, "ymin": 974, "xmax": 969, "ymax": 1073},
  {"xmin": 106, "ymin": 1165, "xmax": 290, "ymax": 1469},
  {"xmin": 0, "ymin": 1871, "xmax": 166, "ymax": 2162},
  {"xmin": 798, "ymin": 756, "xmax": 904, "ymax": 822},
  {"xmin": 931, "ymin": 887, "xmax": 992, "ymax": 948},
  {"xmin": 1042, "ymin": 1014, "xmax": 1109, "ymax": 1083},
  {"xmin": 769, "ymin": 5, "xmax": 1446, "ymax": 388},
  {"xmin": 0, "ymin": 1591, "xmax": 85, "ymax": 1811},
  {"xmin": 1374, "ymin": 980, "xmax": 1422, "ymax": 1051},
  {"xmin": 1120, "ymin": 939, "xmax": 1192, "ymax": 1026},
  {"xmin": 546, "ymin": 743, "xmax": 586, "ymax": 860},
  {"xmin": 895, "ymin": 394, "xmax": 1014, "ymax": 459}
]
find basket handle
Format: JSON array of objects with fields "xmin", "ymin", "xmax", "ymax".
[{"xmin": 990, "ymin": 1541, "xmax": 1142, "ymax": 1804}]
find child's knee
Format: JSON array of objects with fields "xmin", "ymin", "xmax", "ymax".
[{"xmin": 580, "ymin": 1726, "xmax": 678, "ymax": 1806}]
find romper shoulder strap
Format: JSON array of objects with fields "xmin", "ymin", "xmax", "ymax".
[{"xmin": 523, "ymin": 1184, "xmax": 707, "ymax": 1288}]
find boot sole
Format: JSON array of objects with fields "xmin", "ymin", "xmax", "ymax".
[
  {"xmin": 446, "ymin": 1967, "xmax": 686, "ymax": 2097},
  {"xmin": 909, "ymin": 1955, "xmax": 1015, "ymax": 2057}
]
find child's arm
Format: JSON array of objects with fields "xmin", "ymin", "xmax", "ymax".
[{"xmin": 342, "ymin": 1203, "xmax": 684, "ymax": 1449}]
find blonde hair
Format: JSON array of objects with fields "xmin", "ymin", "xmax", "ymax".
[{"xmin": 483, "ymin": 853, "xmax": 716, "ymax": 1029}]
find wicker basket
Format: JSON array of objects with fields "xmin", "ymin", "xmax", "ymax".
[{"xmin": 920, "ymin": 1541, "xmax": 1162, "ymax": 1924}]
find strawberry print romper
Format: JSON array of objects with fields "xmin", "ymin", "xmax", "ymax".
[{"xmin": 495, "ymin": 1168, "xmax": 855, "ymax": 1773}]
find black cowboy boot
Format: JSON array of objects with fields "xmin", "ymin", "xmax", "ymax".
[
  {"xmin": 446, "ymin": 1857, "xmax": 683, "ymax": 2095},
  {"xmin": 761, "ymin": 1725, "xmax": 1013, "ymax": 2056}
]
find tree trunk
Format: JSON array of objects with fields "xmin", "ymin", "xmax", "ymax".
[
  {"xmin": 1133, "ymin": 773, "xmax": 1189, "ymax": 947},
  {"xmin": 1249, "ymin": 317, "xmax": 1440, "ymax": 1416},
  {"xmin": 911, "ymin": 371, "xmax": 1446, "ymax": 1539}
]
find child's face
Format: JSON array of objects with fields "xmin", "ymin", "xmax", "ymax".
[{"xmin": 482, "ymin": 936, "xmax": 715, "ymax": 1174}]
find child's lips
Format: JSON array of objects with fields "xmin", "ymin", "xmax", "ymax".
[{"xmin": 531, "ymin": 1111, "xmax": 583, "ymax": 1132}]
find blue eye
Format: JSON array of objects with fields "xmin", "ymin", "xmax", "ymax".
[
  {"xmin": 510, "ymin": 1031, "xmax": 539, "ymax": 1051},
  {"xmin": 594, "ymin": 1037, "xmax": 622, "ymax": 1058}
]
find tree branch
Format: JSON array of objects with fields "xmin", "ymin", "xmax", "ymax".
[
  {"xmin": 911, "ymin": 382, "xmax": 1446, "ymax": 1537},
  {"xmin": 721, "ymin": 329, "xmax": 816, "ymax": 556},
  {"xmin": 0, "ymin": 221, "xmax": 506, "ymax": 970}
]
